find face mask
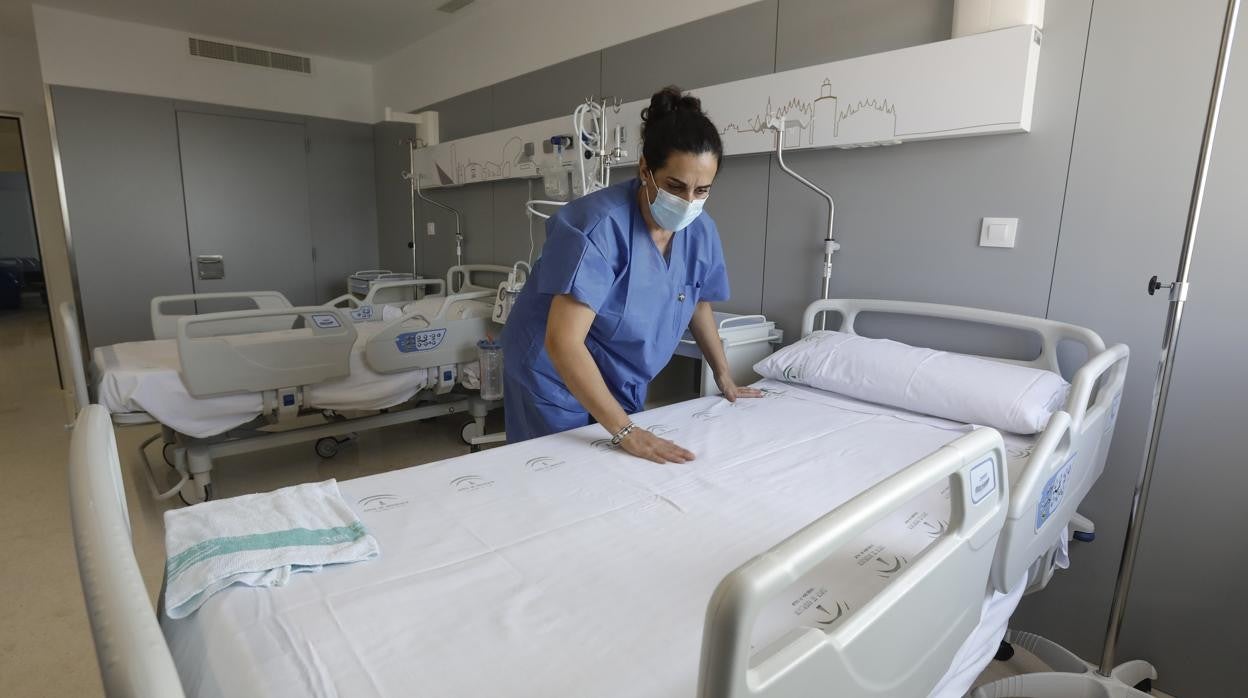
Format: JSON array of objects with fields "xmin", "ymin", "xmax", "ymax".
[{"xmin": 644, "ymin": 170, "xmax": 706, "ymax": 231}]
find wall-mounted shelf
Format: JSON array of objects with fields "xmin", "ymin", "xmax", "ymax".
[{"xmin": 411, "ymin": 24, "xmax": 1042, "ymax": 189}]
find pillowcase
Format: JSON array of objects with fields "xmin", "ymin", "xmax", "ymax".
[{"xmin": 753, "ymin": 331, "xmax": 1070, "ymax": 434}]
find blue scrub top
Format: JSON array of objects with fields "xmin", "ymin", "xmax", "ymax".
[{"xmin": 501, "ymin": 178, "xmax": 730, "ymax": 442}]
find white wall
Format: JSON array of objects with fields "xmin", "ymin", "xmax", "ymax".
[
  {"xmin": 373, "ymin": 0, "xmax": 760, "ymax": 114},
  {"xmin": 31, "ymin": 5, "xmax": 375, "ymax": 124}
]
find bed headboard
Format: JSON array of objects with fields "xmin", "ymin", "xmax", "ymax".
[
  {"xmin": 802, "ymin": 298, "xmax": 1106, "ymax": 375},
  {"xmin": 69, "ymin": 406, "xmax": 185, "ymax": 697}
]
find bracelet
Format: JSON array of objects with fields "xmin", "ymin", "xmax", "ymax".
[{"xmin": 610, "ymin": 422, "xmax": 639, "ymax": 445}]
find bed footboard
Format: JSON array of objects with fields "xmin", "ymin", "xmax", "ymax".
[
  {"xmin": 69, "ymin": 405, "xmax": 184, "ymax": 697},
  {"xmin": 698, "ymin": 428, "xmax": 1009, "ymax": 698}
]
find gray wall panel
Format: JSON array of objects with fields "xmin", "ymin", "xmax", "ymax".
[
  {"xmin": 374, "ymin": 122, "xmax": 421, "ymax": 274},
  {"xmin": 417, "ymin": 184, "xmax": 494, "ymax": 278},
  {"xmin": 491, "ymin": 179, "xmax": 544, "ymax": 267},
  {"xmin": 762, "ymin": 0, "xmax": 1092, "ymax": 339},
  {"xmin": 307, "ymin": 118, "xmax": 379, "ymax": 301},
  {"xmin": 51, "ymin": 86, "xmax": 194, "ymax": 348},
  {"xmin": 775, "ymin": 0, "xmax": 953, "ymax": 70},
  {"xmin": 1012, "ymin": 2, "xmax": 1234, "ymax": 695},
  {"xmin": 492, "ymin": 54, "xmax": 602, "ymax": 131},
  {"xmin": 419, "ymin": 86, "xmax": 493, "ymax": 141},
  {"xmin": 703, "ymin": 153, "xmax": 770, "ymax": 315},
  {"xmin": 601, "ymin": 1, "xmax": 778, "ymax": 102}
]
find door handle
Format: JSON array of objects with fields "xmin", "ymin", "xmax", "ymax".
[{"xmin": 197, "ymin": 255, "xmax": 225, "ymax": 280}]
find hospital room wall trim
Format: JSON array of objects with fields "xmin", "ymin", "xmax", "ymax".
[{"xmin": 374, "ymin": 1, "xmax": 1247, "ymax": 694}]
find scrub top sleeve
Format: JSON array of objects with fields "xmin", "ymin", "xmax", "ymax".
[
  {"xmin": 536, "ymin": 218, "xmax": 615, "ymax": 313},
  {"xmin": 700, "ymin": 223, "xmax": 731, "ymax": 303}
]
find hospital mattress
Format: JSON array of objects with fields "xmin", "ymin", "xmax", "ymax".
[
  {"xmin": 93, "ymin": 322, "xmax": 479, "ymax": 439},
  {"xmin": 162, "ymin": 380, "xmax": 1035, "ymax": 698}
]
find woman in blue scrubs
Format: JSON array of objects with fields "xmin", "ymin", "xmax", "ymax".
[{"xmin": 502, "ymin": 86, "xmax": 762, "ymax": 462}]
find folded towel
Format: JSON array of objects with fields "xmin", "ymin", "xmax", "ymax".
[{"xmin": 163, "ymin": 479, "xmax": 379, "ymax": 619}]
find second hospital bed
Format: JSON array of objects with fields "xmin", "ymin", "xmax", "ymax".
[
  {"xmin": 64, "ymin": 265, "xmax": 518, "ymax": 502},
  {"xmin": 69, "ymin": 298, "xmax": 1128, "ymax": 697}
]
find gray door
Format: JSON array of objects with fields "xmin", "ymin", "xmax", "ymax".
[{"xmin": 177, "ymin": 111, "xmax": 316, "ymax": 305}]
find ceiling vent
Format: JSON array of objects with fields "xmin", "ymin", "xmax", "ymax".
[
  {"xmin": 188, "ymin": 38, "xmax": 312, "ymax": 74},
  {"xmin": 436, "ymin": 0, "xmax": 476, "ymax": 13}
]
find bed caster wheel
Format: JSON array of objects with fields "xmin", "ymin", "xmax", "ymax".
[
  {"xmin": 315, "ymin": 437, "xmax": 340, "ymax": 459},
  {"xmin": 163, "ymin": 442, "xmax": 177, "ymax": 467},
  {"xmin": 460, "ymin": 420, "xmax": 482, "ymax": 445}
]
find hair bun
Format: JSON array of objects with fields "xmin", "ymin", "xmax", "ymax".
[{"xmin": 642, "ymin": 86, "xmax": 703, "ymax": 123}]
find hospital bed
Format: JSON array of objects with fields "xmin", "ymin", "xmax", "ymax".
[
  {"xmin": 63, "ymin": 264, "xmax": 517, "ymax": 503},
  {"xmin": 66, "ymin": 298, "xmax": 1127, "ymax": 697}
]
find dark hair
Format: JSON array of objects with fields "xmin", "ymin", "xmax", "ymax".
[{"xmin": 640, "ymin": 86, "xmax": 723, "ymax": 172}]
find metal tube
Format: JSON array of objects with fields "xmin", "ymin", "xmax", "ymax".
[
  {"xmin": 407, "ymin": 141, "xmax": 418, "ymax": 276},
  {"xmin": 414, "ymin": 172, "xmax": 464, "ymax": 268},
  {"xmin": 772, "ymin": 126, "xmax": 838, "ymax": 329},
  {"xmin": 1098, "ymin": 0, "xmax": 1240, "ymax": 676}
]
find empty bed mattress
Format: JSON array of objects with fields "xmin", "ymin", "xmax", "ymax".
[
  {"xmin": 162, "ymin": 380, "xmax": 1036, "ymax": 698},
  {"xmin": 93, "ymin": 321, "xmax": 479, "ymax": 438}
]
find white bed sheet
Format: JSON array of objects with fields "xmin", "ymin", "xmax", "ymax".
[
  {"xmin": 162, "ymin": 380, "xmax": 1033, "ymax": 698},
  {"xmin": 93, "ymin": 322, "xmax": 473, "ymax": 439}
]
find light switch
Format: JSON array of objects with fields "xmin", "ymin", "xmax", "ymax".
[
  {"xmin": 980, "ymin": 217, "xmax": 1018, "ymax": 248},
  {"xmin": 426, "ymin": 221, "xmax": 436, "ymax": 236}
]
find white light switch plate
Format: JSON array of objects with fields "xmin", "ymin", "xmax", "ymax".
[
  {"xmin": 980, "ymin": 217, "xmax": 1018, "ymax": 248},
  {"xmin": 426, "ymin": 221, "xmax": 436, "ymax": 236}
]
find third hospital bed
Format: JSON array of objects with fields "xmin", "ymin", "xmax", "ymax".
[{"xmin": 68, "ymin": 298, "xmax": 1128, "ymax": 697}]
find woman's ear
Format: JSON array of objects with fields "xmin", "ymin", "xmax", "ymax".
[{"xmin": 637, "ymin": 156, "xmax": 648, "ymax": 181}]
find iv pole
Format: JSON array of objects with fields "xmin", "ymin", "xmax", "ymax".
[{"xmin": 1099, "ymin": 0, "xmax": 1241, "ymax": 679}]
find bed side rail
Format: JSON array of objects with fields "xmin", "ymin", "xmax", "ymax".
[
  {"xmin": 446, "ymin": 264, "xmax": 513, "ymax": 294},
  {"xmin": 177, "ymin": 307, "xmax": 356, "ymax": 397},
  {"xmin": 151, "ymin": 292, "xmax": 292, "ymax": 340},
  {"xmin": 801, "ymin": 298, "xmax": 1106, "ymax": 374},
  {"xmin": 69, "ymin": 405, "xmax": 185, "ymax": 697},
  {"xmin": 698, "ymin": 428, "xmax": 1008, "ymax": 698},
  {"xmin": 362, "ymin": 278, "xmax": 446, "ymax": 307},
  {"xmin": 58, "ymin": 301, "xmax": 90, "ymax": 418},
  {"xmin": 991, "ymin": 343, "xmax": 1130, "ymax": 592},
  {"xmin": 364, "ymin": 290, "xmax": 494, "ymax": 374}
]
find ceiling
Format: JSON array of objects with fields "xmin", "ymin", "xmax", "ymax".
[{"xmin": 0, "ymin": 0, "xmax": 492, "ymax": 62}]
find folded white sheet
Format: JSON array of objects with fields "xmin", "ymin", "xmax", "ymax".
[
  {"xmin": 755, "ymin": 331, "xmax": 1070, "ymax": 434},
  {"xmin": 164, "ymin": 479, "xmax": 379, "ymax": 619}
]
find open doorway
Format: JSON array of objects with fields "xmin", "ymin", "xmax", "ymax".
[{"xmin": 0, "ymin": 114, "xmax": 58, "ymax": 385}]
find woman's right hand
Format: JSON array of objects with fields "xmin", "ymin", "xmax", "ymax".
[{"xmin": 620, "ymin": 429, "xmax": 695, "ymax": 464}]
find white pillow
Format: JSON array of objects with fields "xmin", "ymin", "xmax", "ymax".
[{"xmin": 753, "ymin": 331, "xmax": 1070, "ymax": 434}]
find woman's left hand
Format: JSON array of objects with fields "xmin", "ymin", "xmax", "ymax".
[{"xmin": 715, "ymin": 373, "xmax": 765, "ymax": 402}]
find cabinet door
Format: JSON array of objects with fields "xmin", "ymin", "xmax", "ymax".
[{"xmin": 177, "ymin": 111, "xmax": 315, "ymax": 306}]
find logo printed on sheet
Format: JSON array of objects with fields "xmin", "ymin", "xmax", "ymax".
[
  {"xmin": 814, "ymin": 601, "xmax": 850, "ymax": 626},
  {"xmin": 450, "ymin": 475, "xmax": 495, "ymax": 492},
  {"xmin": 1008, "ymin": 444, "xmax": 1035, "ymax": 461},
  {"xmin": 591, "ymin": 439, "xmax": 620, "ymax": 451},
  {"xmin": 855, "ymin": 544, "xmax": 908, "ymax": 580},
  {"xmin": 396, "ymin": 328, "xmax": 448, "ymax": 353},
  {"xmin": 525, "ymin": 456, "xmax": 565, "ymax": 472},
  {"xmin": 783, "ymin": 364, "xmax": 803, "ymax": 382},
  {"xmin": 691, "ymin": 409, "xmax": 720, "ymax": 422},
  {"xmin": 644, "ymin": 424, "xmax": 678, "ymax": 437},
  {"xmin": 357, "ymin": 494, "xmax": 409, "ymax": 512},
  {"xmin": 904, "ymin": 510, "xmax": 949, "ymax": 538},
  {"xmin": 791, "ymin": 587, "xmax": 851, "ymax": 626},
  {"xmin": 759, "ymin": 386, "xmax": 789, "ymax": 398}
]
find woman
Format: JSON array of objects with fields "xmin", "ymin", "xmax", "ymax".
[{"xmin": 501, "ymin": 86, "xmax": 762, "ymax": 463}]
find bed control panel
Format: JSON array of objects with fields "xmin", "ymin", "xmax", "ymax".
[{"xmin": 1035, "ymin": 454, "xmax": 1075, "ymax": 531}]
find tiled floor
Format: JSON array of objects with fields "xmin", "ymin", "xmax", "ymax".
[{"xmin": 1, "ymin": 306, "xmax": 1172, "ymax": 697}]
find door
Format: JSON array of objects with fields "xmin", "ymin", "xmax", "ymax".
[{"xmin": 177, "ymin": 111, "xmax": 316, "ymax": 305}]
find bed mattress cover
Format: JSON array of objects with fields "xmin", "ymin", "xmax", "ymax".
[
  {"xmin": 162, "ymin": 380, "xmax": 1035, "ymax": 698},
  {"xmin": 92, "ymin": 322, "xmax": 478, "ymax": 438}
]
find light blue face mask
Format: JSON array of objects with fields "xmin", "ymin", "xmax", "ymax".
[{"xmin": 644, "ymin": 170, "xmax": 706, "ymax": 231}]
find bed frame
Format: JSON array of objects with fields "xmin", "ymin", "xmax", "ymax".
[
  {"xmin": 65, "ymin": 298, "xmax": 1127, "ymax": 697},
  {"xmin": 801, "ymin": 299, "xmax": 1129, "ymax": 594}
]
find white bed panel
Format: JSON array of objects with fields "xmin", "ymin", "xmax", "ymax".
[
  {"xmin": 94, "ymin": 322, "xmax": 450, "ymax": 438},
  {"xmin": 162, "ymin": 381, "xmax": 1031, "ymax": 698}
]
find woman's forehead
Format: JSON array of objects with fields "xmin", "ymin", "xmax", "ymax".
[{"xmin": 655, "ymin": 151, "xmax": 718, "ymax": 185}]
